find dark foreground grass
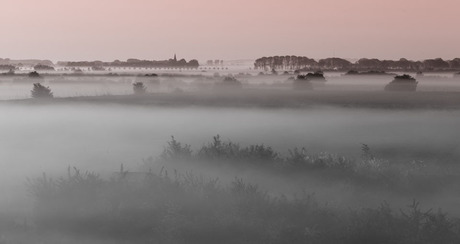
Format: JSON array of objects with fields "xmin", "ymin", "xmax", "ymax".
[
  {"xmin": 10, "ymin": 167, "xmax": 458, "ymax": 244},
  {"xmin": 0, "ymin": 136, "xmax": 457, "ymax": 243}
]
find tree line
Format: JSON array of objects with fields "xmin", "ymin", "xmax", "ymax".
[
  {"xmin": 255, "ymin": 56, "xmax": 460, "ymax": 72},
  {"xmin": 63, "ymin": 58, "xmax": 199, "ymax": 68}
]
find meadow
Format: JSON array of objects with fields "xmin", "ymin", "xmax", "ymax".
[{"xmin": 0, "ymin": 71, "xmax": 460, "ymax": 243}]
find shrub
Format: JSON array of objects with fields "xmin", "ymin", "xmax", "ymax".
[
  {"xmin": 214, "ymin": 76, "xmax": 242, "ymax": 90},
  {"xmin": 24, "ymin": 166, "xmax": 460, "ymax": 244},
  {"xmin": 31, "ymin": 83, "xmax": 53, "ymax": 98},
  {"xmin": 385, "ymin": 74, "xmax": 418, "ymax": 91},
  {"xmin": 28, "ymin": 71, "xmax": 41, "ymax": 78},
  {"xmin": 132, "ymin": 82, "xmax": 147, "ymax": 95},
  {"xmin": 197, "ymin": 135, "xmax": 240, "ymax": 160},
  {"xmin": 196, "ymin": 135, "xmax": 279, "ymax": 166},
  {"xmin": 148, "ymin": 136, "xmax": 458, "ymax": 194},
  {"xmin": 306, "ymin": 71, "xmax": 326, "ymax": 80},
  {"xmin": 160, "ymin": 136, "xmax": 192, "ymax": 161}
]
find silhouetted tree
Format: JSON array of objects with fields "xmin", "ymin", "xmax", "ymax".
[
  {"xmin": 423, "ymin": 58, "xmax": 449, "ymax": 70},
  {"xmin": 448, "ymin": 58, "xmax": 460, "ymax": 69},
  {"xmin": 34, "ymin": 64, "xmax": 55, "ymax": 71},
  {"xmin": 306, "ymin": 71, "xmax": 326, "ymax": 81},
  {"xmin": 214, "ymin": 76, "xmax": 242, "ymax": 90},
  {"xmin": 28, "ymin": 71, "xmax": 41, "ymax": 78},
  {"xmin": 0, "ymin": 64, "xmax": 15, "ymax": 71},
  {"xmin": 318, "ymin": 58, "xmax": 352, "ymax": 70},
  {"xmin": 384, "ymin": 74, "xmax": 417, "ymax": 92},
  {"xmin": 255, "ymin": 56, "xmax": 460, "ymax": 72},
  {"xmin": 133, "ymin": 82, "xmax": 147, "ymax": 95},
  {"xmin": 356, "ymin": 58, "xmax": 383, "ymax": 70},
  {"xmin": 31, "ymin": 83, "xmax": 53, "ymax": 98}
]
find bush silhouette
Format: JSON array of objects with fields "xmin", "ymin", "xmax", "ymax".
[
  {"xmin": 385, "ymin": 74, "xmax": 418, "ymax": 91},
  {"xmin": 28, "ymin": 71, "xmax": 41, "ymax": 78},
  {"xmin": 26, "ymin": 166, "xmax": 460, "ymax": 244},
  {"xmin": 214, "ymin": 76, "xmax": 242, "ymax": 90},
  {"xmin": 31, "ymin": 83, "xmax": 53, "ymax": 98},
  {"xmin": 132, "ymin": 82, "xmax": 147, "ymax": 95}
]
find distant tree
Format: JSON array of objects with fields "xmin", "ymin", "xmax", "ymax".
[
  {"xmin": 133, "ymin": 82, "xmax": 147, "ymax": 95},
  {"xmin": 306, "ymin": 71, "xmax": 326, "ymax": 80},
  {"xmin": 392, "ymin": 74, "xmax": 416, "ymax": 81},
  {"xmin": 215, "ymin": 76, "xmax": 242, "ymax": 90},
  {"xmin": 34, "ymin": 64, "xmax": 55, "ymax": 71},
  {"xmin": 356, "ymin": 58, "xmax": 383, "ymax": 70},
  {"xmin": 448, "ymin": 58, "xmax": 460, "ymax": 69},
  {"xmin": 127, "ymin": 58, "xmax": 141, "ymax": 63},
  {"xmin": 31, "ymin": 83, "xmax": 53, "ymax": 98},
  {"xmin": 0, "ymin": 64, "xmax": 15, "ymax": 71},
  {"xmin": 187, "ymin": 59, "xmax": 199, "ymax": 68},
  {"xmin": 178, "ymin": 59, "xmax": 187, "ymax": 66},
  {"xmin": 423, "ymin": 58, "xmax": 449, "ymax": 70},
  {"xmin": 28, "ymin": 71, "xmax": 41, "ymax": 78},
  {"xmin": 384, "ymin": 74, "xmax": 417, "ymax": 92},
  {"xmin": 318, "ymin": 58, "xmax": 352, "ymax": 70}
]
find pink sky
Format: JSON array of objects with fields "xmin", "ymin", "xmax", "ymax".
[{"xmin": 0, "ymin": 0, "xmax": 459, "ymax": 62}]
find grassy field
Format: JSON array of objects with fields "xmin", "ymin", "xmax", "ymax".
[
  {"xmin": 1, "ymin": 137, "xmax": 459, "ymax": 244},
  {"xmin": 1, "ymin": 78, "xmax": 460, "ymax": 243}
]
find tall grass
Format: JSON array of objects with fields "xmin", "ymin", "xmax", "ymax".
[
  {"xmin": 146, "ymin": 135, "xmax": 456, "ymax": 193},
  {"xmin": 19, "ymin": 166, "xmax": 460, "ymax": 244},
  {"xmin": 2, "ymin": 136, "xmax": 458, "ymax": 243}
]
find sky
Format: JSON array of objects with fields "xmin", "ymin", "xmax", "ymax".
[{"xmin": 0, "ymin": 0, "xmax": 459, "ymax": 62}]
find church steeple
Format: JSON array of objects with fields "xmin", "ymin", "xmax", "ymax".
[{"xmin": 173, "ymin": 54, "xmax": 177, "ymax": 62}]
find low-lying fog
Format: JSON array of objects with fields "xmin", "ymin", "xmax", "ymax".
[
  {"xmin": 2, "ymin": 104, "xmax": 458, "ymax": 170},
  {"xmin": 1, "ymin": 72, "xmax": 460, "ymax": 99},
  {"xmin": 1, "ymin": 72, "xmax": 460, "ymax": 223},
  {"xmin": 1, "ymin": 104, "xmax": 459, "ymax": 200}
]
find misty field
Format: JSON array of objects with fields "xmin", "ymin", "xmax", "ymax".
[{"xmin": 1, "ymin": 73, "xmax": 460, "ymax": 243}]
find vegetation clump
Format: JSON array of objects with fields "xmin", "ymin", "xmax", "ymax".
[
  {"xmin": 22, "ymin": 165, "xmax": 460, "ymax": 244},
  {"xmin": 306, "ymin": 71, "xmax": 326, "ymax": 80},
  {"xmin": 394, "ymin": 74, "xmax": 417, "ymax": 81},
  {"xmin": 31, "ymin": 83, "xmax": 53, "ymax": 98},
  {"xmin": 28, "ymin": 71, "xmax": 41, "ymax": 78},
  {"xmin": 0, "ymin": 64, "xmax": 15, "ymax": 70},
  {"xmin": 345, "ymin": 70, "xmax": 359, "ymax": 75},
  {"xmin": 132, "ymin": 82, "xmax": 147, "ymax": 95},
  {"xmin": 214, "ymin": 76, "xmax": 242, "ymax": 90},
  {"xmin": 2, "ymin": 136, "xmax": 456, "ymax": 243},
  {"xmin": 145, "ymin": 136, "xmax": 457, "ymax": 193},
  {"xmin": 34, "ymin": 64, "xmax": 55, "ymax": 71},
  {"xmin": 385, "ymin": 74, "xmax": 418, "ymax": 91}
]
